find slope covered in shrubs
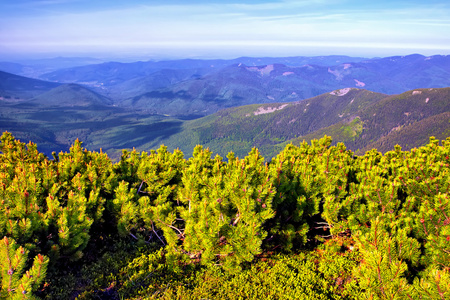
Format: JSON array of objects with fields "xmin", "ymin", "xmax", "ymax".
[{"xmin": 0, "ymin": 131, "xmax": 449, "ymax": 299}]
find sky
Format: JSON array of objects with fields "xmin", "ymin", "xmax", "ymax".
[{"xmin": 0, "ymin": 0, "xmax": 449, "ymax": 60}]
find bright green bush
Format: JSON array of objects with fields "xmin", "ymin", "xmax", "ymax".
[
  {"xmin": 177, "ymin": 146, "xmax": 275, "ymax": 271},
  {"xmin": 0, "ymin": 237, "xmax": 49, "ymax": 299},
  {"xmin": 268, "ymin": 136, "xmax": 354, "ymax": 251}
]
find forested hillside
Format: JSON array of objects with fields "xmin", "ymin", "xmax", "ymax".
[
  {"xmin": 0, "ymin": 132, "xmax": 448, "ymax": 299},
  {"xmin": 155, "ymin": 87, "xmax": 450, "ymax": 158}
]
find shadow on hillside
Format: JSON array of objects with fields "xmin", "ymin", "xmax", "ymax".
[{"xmin": 102, "ymin": 120, "xmax": 184, "ymax": 149}]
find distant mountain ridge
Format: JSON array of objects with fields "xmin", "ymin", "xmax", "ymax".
[
  {"xmin": 119, "ymin": 54, "xmax": 450, "ymax": 116},
  {"xmin": 0, "ymin": 57, "xmax": 106, "ymax": 78},
  {"xmin": 37, "ymin": 55, "xmax": 366, "ymax": 85}
]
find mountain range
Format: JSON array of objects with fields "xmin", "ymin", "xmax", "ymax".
[
  {"xmin": 0, "ymin": 54, "xmax": 449, "ymax": 158},
  {"xmin": 37, "ymin": 54, "xmax": 450, "ymax": 117}
]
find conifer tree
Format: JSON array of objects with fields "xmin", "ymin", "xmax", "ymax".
[
  {"xmin": 178, "ymin": 146, "xmax": 275, "ymax": 270},
  {"xmin": 111, "ymin": 145, "xmax": 185, "ymax": 246},
  {"xmin": 56, "ymin": 139, "xmax": 115, "ymax": 222},
  {"xmin": 0, "ymin": 132, "xmax": 114, "ymax": 261},
  {"xmin": 111, "ymin": 181, "xmax": 139, "ymax": 236},
  {"xmin": 2, "ymin": 130, "xmax": 450, "ymax": 297},
  {"xmin": 353, "ymin": 218, "xmax": 419, "ymax": 299},
  {"xmin": 0, "ymin": 237, "xmax": 49, "ymax": 299},
  {"xmin": 345, "ymin": 147, "xmax": 405, "ymax": 234},
  {"xmin": 398, "ymin": 138, "xmax": 450, "ymax": 268},
  {"xmin": 0, "ymin": 132, "xmax": 49, "ymax": 248},
  {"xmin": 411, "ymin": 267, "xmax": 450, "ymax": 299},
  {"xmin": 268, "ymin": 136, "xmax": 353, "ymax": 250}
]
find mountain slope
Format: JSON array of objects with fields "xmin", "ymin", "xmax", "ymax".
[
  {"xmin": 0, "ymin": 70, "xmax": 60, "ymax": 99},
  {"xmin": 281, "ymin": 87, "xmax": 450, "ymax": 154},
  {"xmin": 1, "ymin": 55, "xmax": 450, "ymax": 159},
  {"xmin": 25, "ymin": 54, "xmax": 450, "ymax": 119},
  {"xmin": 360, "ymin": 111, "xmax": 450, "ymax": 153},
  {"xmin": 325, "ymin": 54, "xmax": 450, "ymax": 94},
  {"xmin": 144, "ymin": 88, "xmax": 386, "ymax": 156},
  {"xmin": 27, "ymin": 84, "xmax": 113, "ymax": 107},
  {"xmin": 105, "ymin": 68, "xmax": 211, "ymax": 101},
  {"xmin": 149, "ymin": 87, "xmax": 450, "ymax": 158},
  {"xmin": 123, "ymin": 63, "xmax": 370, "ymax": 116}
]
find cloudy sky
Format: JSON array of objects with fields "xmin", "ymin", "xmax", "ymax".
[{"xmin": 1, "ymin": 0, "xmax": 449, "ymax": 59}]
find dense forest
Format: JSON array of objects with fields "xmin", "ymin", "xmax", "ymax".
[{"xmin": 0, "ymin": 131, "xmax": 449, "ymax": 299}]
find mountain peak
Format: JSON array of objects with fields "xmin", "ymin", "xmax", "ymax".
[{"xmin": 329, "ymin": 88, "xmax": 358, "ymax": 96}]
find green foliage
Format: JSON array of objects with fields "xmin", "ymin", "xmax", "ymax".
[
  {"xmin": 353, "ymin": 219, "xmax": 419, "ymax": 299},
  {"xmin": 0, "ymin": 132, "xmax": 115, "ymax": 263},
  {"xmin": 0, "ymin": 237, "xmax": 49, "ymax": 299},
  {"xmin": 1, "ymin": 131, "xmax": 450, "ymax": 299},
  {"xmin": 111, "ymin": 145, "xmax": 185, "ymax": 246},
  {"xmin": 268, "ymin": 136, "xmax": 353, "ymax": 250},
  {"xmin": 178, "ymin": 146, "xmax": 275, "ymax": 271},
  {"xmin": 116, "ymin": 249, "xmax": 361, "ymax": 300},
  {"xmin": 411, "ymin": 267, "xmax": 450, "ymax": 299}
]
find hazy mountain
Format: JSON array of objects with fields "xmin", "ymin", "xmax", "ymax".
[
  {"xmin": 1, "ymin": 54, "xmax": 449, "ymax": 159},
  {"xmin": 39, "ymin": 59, "xmax": 231, "ymax": 86},
  {"xmin": 0, "ymin": 57, "xmax": 106, "ymax": 78},
  {"xmin": 0, "ymin": 70, "xmax": 61, "ymax": 100},
  {"xmin": 120, "ymin": 64, "xmax": 273, "ymax": 115},
  {"xmin": 123, "ymin": 63, "xmax": 378, "ymax": 116},
  {"xmin": 324, "ymin": 54, "xmax": 450, "ymax": 94},
  {"xmin": 0, "ymin": 62, "xmax": 28, "ymax": 75},
  {"xmin": 16, "ymin": 56, "xmax": 106, "ymax": 69},
  {"xmin": 21, "ymin": 54, "xmax": 449, "ymax": 118},
  {"xmin": 37, "ymin": 55, "xmax": 367, "ymax": 87},
  {"xmin": 104, "ymin": 68, "xmax": 213, "ymax": 101},
  {"xmin": 27, "ymin": 83, "xmax": 113, "ymax": 107}
]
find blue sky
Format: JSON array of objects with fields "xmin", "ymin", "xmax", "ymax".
[{"xmin": 1, "ymin": 0, "xmax": 449, "ymax": 59}]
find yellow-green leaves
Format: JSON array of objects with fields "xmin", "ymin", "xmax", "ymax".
[{"xmin": 0, "ymin": 237, "xmax": 49, "ymax": 299}]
